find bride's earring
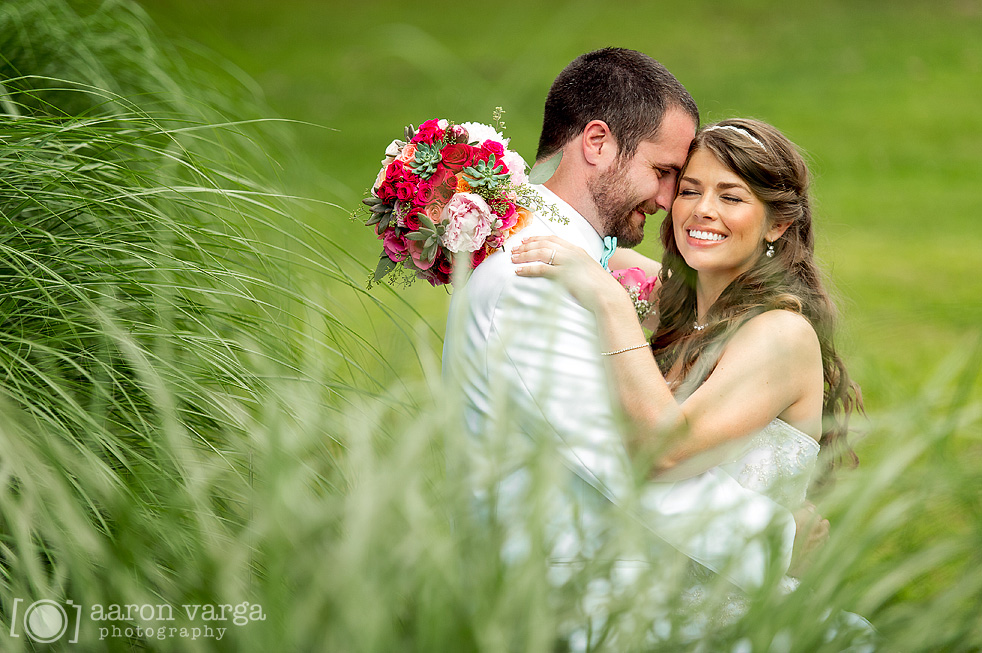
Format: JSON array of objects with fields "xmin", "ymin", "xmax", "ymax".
[{"xmin": 765, "ymin": 241, "xmax": 775, "ymax": 258}]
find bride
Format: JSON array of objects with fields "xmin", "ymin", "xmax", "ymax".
[{"xmin": 511, "ymin": 118, "xmax": 864, "ymax": 591}]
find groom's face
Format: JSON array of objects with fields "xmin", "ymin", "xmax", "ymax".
[{"xmin": 589, "ymin": 107, "xmax": 695, "ymax": 247}]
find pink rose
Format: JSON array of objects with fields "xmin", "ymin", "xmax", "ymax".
[
  {"xmin": 380, "ymin": 228, "xmax": 409, "ymax": 262},
  {"xmin": 496, "ymin": 201, "xmax": 518, "ymax": 230},
  {"xmin": 413, "ymin": 119, "xmax": 446, "ymax": 144},
  {"xmin": 407, "ymin": 238, "xmax": 436, "ymax": 270},
  {"xmin": 396, "ymin": 143, "xmax": 417, "ymax": 163},
  {"xmin": 481, "ymin": 140, "xmax": 505, "ymax": 158},
  {"xmin": 439, "ymin": 193, "xmax": 494, "ymax": 253},
  {"xmin": 612, "ymin": 267, "xmax": 659, "ymax": 302}
]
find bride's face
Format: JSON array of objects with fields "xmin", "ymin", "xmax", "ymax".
[{"xmin": 672, "ymin": 148, "xmax": 785, "ymax": 287}]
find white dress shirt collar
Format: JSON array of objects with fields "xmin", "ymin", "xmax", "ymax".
[{"xmin": 533, "ymin": 184, "xmax": 605, "ymax": 262}]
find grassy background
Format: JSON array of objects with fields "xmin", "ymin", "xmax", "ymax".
[{"xmin": 137, "ymin": 0, "xmax": 982, "ymax": 442}]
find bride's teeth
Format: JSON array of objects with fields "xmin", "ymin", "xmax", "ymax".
[{"xmin": 689, "ymin": 229, "xmax": 725, "ymax": 241}]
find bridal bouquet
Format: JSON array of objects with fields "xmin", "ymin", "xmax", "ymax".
[
  {"xmin": 362, "ymin": 116, "xmax": 537, "ymax": 287},
  {"xmin": 611, "ymin": 267, "xmax": 659, "ymax": 323}
]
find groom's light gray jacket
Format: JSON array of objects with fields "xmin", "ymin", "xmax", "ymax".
[{"xmin": 443, "ymin": 184, "xmax": 795, "ymax": 591}]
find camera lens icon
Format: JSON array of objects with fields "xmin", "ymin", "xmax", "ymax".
[
  {"xmin": 10, "ymin": 598, "xmax": 81, "ymax": 644},
  {"xmin": 24, "ymin": 600, "xmax": 69, "ymax": 643}
]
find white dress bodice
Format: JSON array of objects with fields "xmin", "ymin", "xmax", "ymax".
[{"xmin": 718, "ymin": 418, "xmax": 820, "ymax": 509}]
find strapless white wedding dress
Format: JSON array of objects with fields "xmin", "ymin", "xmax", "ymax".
[
  {"xmin": 719, "ymin": 417, "xmax": 820, "ymax": 510},
  {"xmin": 676, "ymin": 419, "xmax": 877, "ymax": 648},
  {"xmin": 567, "ymin": 419, "xmax": 877, "ymax": 651}
]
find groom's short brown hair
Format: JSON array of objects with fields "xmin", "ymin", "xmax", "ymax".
[{"xmin": 535, "ymin": 48, "xmax": 699, "ymax": 162}]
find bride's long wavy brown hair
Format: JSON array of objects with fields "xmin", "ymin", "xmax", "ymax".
[{"xmin": 652, "ymin": 119, "xmax": 862, "ymax": 479}]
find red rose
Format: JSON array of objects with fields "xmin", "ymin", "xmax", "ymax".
[
  {"xmin": 404, "ymin": 211, "xmax": 422, "ymax": 231},
  {"xmin": 415, "ymin": 183, "xmax": 436, "ymax": 205},
  {"xmin": 394, "ymin": 181, "xmax": 416, "ymax": 201},
  {"xmin": 440, "ymin": 143, "xmax": 475, "ymax": 171},
  {"xmin": 374, "ymin": 182, "xmax": 396, "ymax": 201},
  {"xmin": 470, "ymin": 245, "xmax": 490, "ymax": 269},
  {"xmin": 384, "ymin": 160, "xmax": 405, "ymax": 183}
]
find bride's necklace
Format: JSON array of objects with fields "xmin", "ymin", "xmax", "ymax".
[{"xmin": 693, "ymin": 311, "xmax": 709, "ymax": 331}]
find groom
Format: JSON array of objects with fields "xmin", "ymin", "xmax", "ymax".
[{"xmin": 444, "ymin": 48, "xmax": 799, "ymax": 590}]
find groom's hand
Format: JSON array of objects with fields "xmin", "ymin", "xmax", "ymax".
[{"xmin": 789, "ymin": 501, "xmax": 829, "ymax": 577}]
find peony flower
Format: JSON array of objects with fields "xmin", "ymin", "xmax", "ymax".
[
  {"xmin": 460, "ymin": 122, "xmax": 507, "ymax": 147},
  {"xmin": 440, "ymin": 192, "xmax": 494, "ymax": 253},
  {"xmin": 501, "ymin": 150, "xmax": 529, "ymax": 186}
]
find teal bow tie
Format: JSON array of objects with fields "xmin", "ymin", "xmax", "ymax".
[{"xmin": 600, "ymin": 236, "xmax": 617, "ymax": 270}]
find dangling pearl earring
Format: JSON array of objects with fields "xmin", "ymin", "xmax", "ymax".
[{"xmin": 765, "ymin": 241, "xmax": 776, "ymax": 258}]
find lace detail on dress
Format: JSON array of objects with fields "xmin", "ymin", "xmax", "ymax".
[{"xmin": 720, "ymin": 419, "xmax": 820, "ymax": 510}]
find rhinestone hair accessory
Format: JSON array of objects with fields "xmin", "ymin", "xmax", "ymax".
[{"xmin": 703, "ymin": 125, "xmax": 766, "ymax": 151}]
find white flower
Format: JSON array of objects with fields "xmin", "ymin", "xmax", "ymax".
[
  {"xmin": 440, "ymin": 193, "xmax": 494, "ymax": 253},
  {"xmin": 501, "ymin": 150, "xmax": 528, "ymax": 186},
  {"xmin": 459, "ymin": 121, "xmax": 508, "ymax": 148},
  {"xmin": 384, "ymin": 138, "xmax": 405, "ymax": 159}
]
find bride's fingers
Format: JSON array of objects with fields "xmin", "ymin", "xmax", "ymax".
[
  {"xmin": 510, "ymin": 245, "xmax": 559, "ymax": 265},
  {"xmin": 514, "ymin": 260, "xmax": 556, "ymax": 278},
  {"xmin": 512, "ymin": 235, "xmax": 564, "ymax": 256}
]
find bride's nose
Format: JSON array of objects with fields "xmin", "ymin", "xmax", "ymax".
[{"xmin": 693, "ymin": 195, "xmax": 719, "ymax": 220}]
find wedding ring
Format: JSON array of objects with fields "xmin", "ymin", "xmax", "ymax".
[{"xmin": 548, "ymin": 249, "xmax": 556, "ymax": 265}]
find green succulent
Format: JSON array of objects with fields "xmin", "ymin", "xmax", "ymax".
[{"xmin": 408, "ymin": 141, "xmax": 443, "ymax": 179}]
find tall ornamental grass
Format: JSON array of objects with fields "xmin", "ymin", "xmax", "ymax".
[{"xmin": 0, "ymin": 0, "xmax": 979, "ymax": 651}]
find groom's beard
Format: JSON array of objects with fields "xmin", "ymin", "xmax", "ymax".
[{"xmin": 588, "ymin": 159, "xmax": 648, "ymax": 248}]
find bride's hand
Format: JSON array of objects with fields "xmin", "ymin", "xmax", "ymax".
[{"xmin": 511, "ymin": 235, "xmax": 622, "ymax": 313}]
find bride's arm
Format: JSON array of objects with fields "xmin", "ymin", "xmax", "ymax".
[
  {"xmin": 512, "ymin": 235, "xmax": 821, "ymax": 476},
  {"xmin": 607, "ymin": 247, "xmax": 661, "ymax": 278}
]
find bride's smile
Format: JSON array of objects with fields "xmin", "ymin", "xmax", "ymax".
[{"xmin": 672, "ymin": 148, "xmax": 789, "ymax": 300}]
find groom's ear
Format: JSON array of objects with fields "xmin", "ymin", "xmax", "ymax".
[{"xmin": 581, "ymin": 120, "xmax": 617, "ymax": 167}]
